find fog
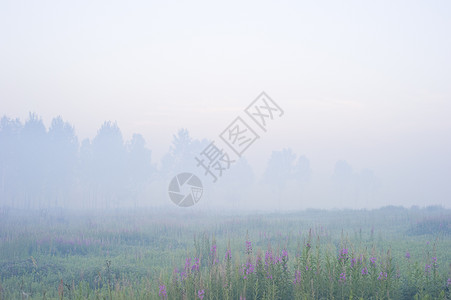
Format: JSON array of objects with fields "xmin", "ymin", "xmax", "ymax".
[{"xmin": 1, "ymin": 1, "xmax": 450, "ymax": 210}]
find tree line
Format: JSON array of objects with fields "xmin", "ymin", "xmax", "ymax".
[{"xmin": 0, "ymin": 113, "xmax": 377, "ymax": 210}]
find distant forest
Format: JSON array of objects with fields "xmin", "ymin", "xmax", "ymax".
[{"xmin": 0, "ymin": 113, "xmax": 378, "ymax": 210}]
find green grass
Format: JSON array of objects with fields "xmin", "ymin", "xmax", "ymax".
[{"xmin": 0, "ymin": 206, "xmax": 450, "ymax": 299}]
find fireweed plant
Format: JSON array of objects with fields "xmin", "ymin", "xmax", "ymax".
[{"xmin": 0, "ymin": 208, "xmax": 450, "ymax": 299}]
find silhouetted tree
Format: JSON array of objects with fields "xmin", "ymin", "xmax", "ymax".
[
  {"xmin": 160, "ymin": 128, "xmax": 208, "ymax": 177},
  {"xmin": 21, "ymin": 113, "xmax": 48, "ymax": 208},
  {"xmin": 0, "ymin": 114, "xmax": 166, "ymax": 209},
  {"xmin": 47, "ymin": 116, "xmax": 78, "ymax": 207},
  {"xmin": 0, "ymin": 116, "xmax": 23, "ymax": 207},
  {"xmin": 262, "ymin": 148, "xmax": 297, "ymax": 189},
  {"xmin": 90, "ymin": 121, "xmax": 127, "ymax": 208},
  {"xmin": 293, "ymin": 155, "xmax": 312, "ymax": 183},
  {"xmin": 127, "ymin": 133, "xmax": 154, "ymax": 207},
  {"xmin": 79, "ymin": 138, "xmax": 94, "ymax": 208}
]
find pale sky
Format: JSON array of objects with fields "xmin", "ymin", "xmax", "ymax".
[{"xmin": 1, "ymin": 0, "xmax": 450, "ymax": 208}]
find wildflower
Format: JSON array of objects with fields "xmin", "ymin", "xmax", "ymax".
[
  {"xmin": 370, "ymin": 257, "xmax": 377, "ymax": 266},
  {"xmin": 210, "ymin": 244, "xmax": 217, "ymax": 265},
  {"xmin": 282, "ymin": 249, "xmax": 288, "ymax": 259},
  {"xmin": 191, "ymin": 258, "xmax": 200, "ymax": 272},
  {"xmin": 172, "ymin": 267, "xmax": 179, "ymax": 283},
  {"xmin": 241, "ymin": 260, "xmax": 255, "ymax": 279},
  {"xmin": 405, "ymin": 251, "xmax": 410, "ymax": 259},
  {"xmin": 245, "ymin": 240, "xmax": 252, "ymax": 254},
  {"xmin": 265, "ymin": 250, "xmax": 273, "ymax": 266},
  {"xmin": 431, "ymin": 256, "xmax": 437, "ymax": 266},
  {"xmin": 447, "ymin": 278, "xmax": 451, "ymax": 286},
  {"xmin": 180, "ymin": 271, "xmax": 186, "ymax": 281},
  {"xmin": 225, "ymin": 249, "xmax": 231, "ymax": 261},
  {"xmin": 361, "ymin": 267, "xmax": 368, "ymax": 275},
  {"xmin": 339, "ymin": 248, "xmax": 349, "ymax": 261},
  {"xmin": 294, "ymin": 270, "xmax": 302, "ymax": 284},
  {"xmin": 351, "ymin": 258, "xmax": 356, "ymax": 268},
  {"xmin": 198, "ymin": 289, "xmax": 205, "ymax": 300},
  {"xmin": 255, "ymin": 254, "xmax": 262, "ymax": 266},
  {"xmin": 339, "ymin": 272, "xmax": 346, "ymax": 283},
  {"xmin": 377, "ymin": 272, "xmax": 387, "ymax": 280},
  {"xmin": 306, "ymin": 242, "xmax": 311, "ymax": 249},
  {"xmin": 246, "ymin": 262, "xmax": 254, "ymax": 273},
  {"xmin": 159, "ymin": 285, "xmax": 167, "ymax": 298},
  {"xmin": 184, "ymin": 258, "xmax": 191, "ymax": 272},
  {"xmin": 425, "ymin": 264, "xmax": 431, "ymax": 273}
]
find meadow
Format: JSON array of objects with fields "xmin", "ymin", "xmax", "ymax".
[{"xmin": 0, "ymin": 206, "xmax": 450, "ymax": 300}]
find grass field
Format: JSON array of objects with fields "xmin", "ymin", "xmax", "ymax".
[{"xmin": 0, "ymin": 206, "xmax": 450, "ymax": 299}]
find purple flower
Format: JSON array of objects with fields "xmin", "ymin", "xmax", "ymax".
[
  {"xmin": 185, "ymin": 258, "xmax": 191, "ymax": 272},
  {"xmin": 294, "ymin": 270, "xmax": 302, "ymax": 284},
  {"xmin": 180, "ymin": 271, "xmax": 186, "ymax": 281},
  {"xmin": 210, "ymin": 244, "xmax": 217, "ymax": 264},
  {"xmin": 447, "ymin": 278, "xmax": 451, "ymax": 286},
  {"xmin": 191, "ymin": 257, "xmax": 200, "ymax": 272},
  {"xmin": 247, "ymin": 262, "xmax": 255, "ymax": 273},
  {"xmin": 378, "ymin": 272, "xmax": 387, "ymax": 280},
  {"xmin": 339, "ymin": 272, "xmax": 346, "ymax": 283},
  {"xmin": 339, "ymin": 248, "xmax": 349, "ymax": 262},
  {"xmin": 225, "ymin": 249, "xmax": 232, "ymax": 261},
  {"xmin": 198, "ymin": 289, "xmax": 205, "ymax": 300},
  {"xmin": 256, "ymin": 254, "xmax": 262, "ymax": 266},
  {"xmin": 361, "ymin": 267, "xmax": 368, "ymax": 275},
  {"xmin": 425, "ymin": 264, "xmax": 431, "ymax": 273},
  {"xmin": 351, "ymin": 258, "xmax": 356, "ymax": 268},
  {"xmin": 241, "ymin": 260, "xmax": 255, "ymax": 279},
  {"xmin": 265, "ymin": 250, "xmax": 273, "ymax": 266},
  {"xmin": 431, "ymin": 256, "xmax": 437, "ymax": 266},
  {"xmin": 370, "ymin": 257, "xmax": 377, "ymax": 266},
  {"xmin": 245, "ymin": 240, "xmax": 252, "ymax": 254},
  {"xmin": 405, "ymin": 251, "xmax": 410, "ymax": 259},
  {"xmin": 282, "ymin": 249, "xmax": 288, "ymax": 259},
  {"xmin": 159, "ymin": 285, "xmax": 167, "ymax": 298}
]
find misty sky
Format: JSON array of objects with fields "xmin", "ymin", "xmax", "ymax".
[{"xmin": 1, "ymin": 1, "xmax": 450, "ymax": 208}]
